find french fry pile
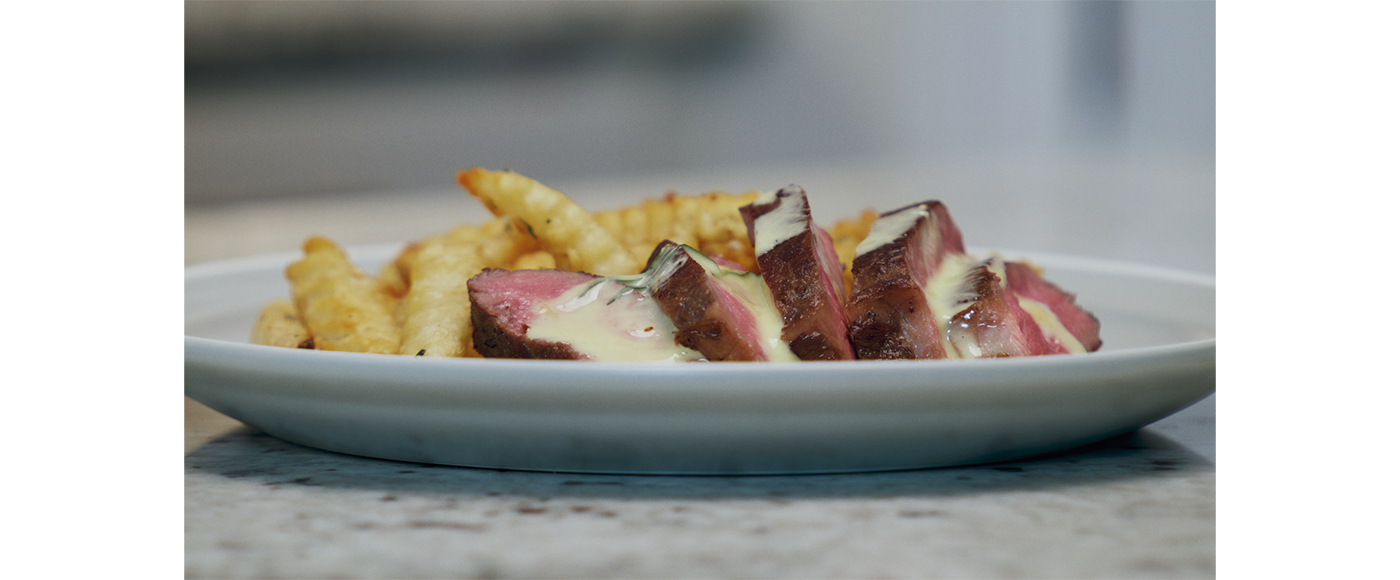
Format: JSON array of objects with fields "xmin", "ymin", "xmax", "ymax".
[{"xmin": 252, "ymin": 168, "xmax": 876, "ymax": 358}]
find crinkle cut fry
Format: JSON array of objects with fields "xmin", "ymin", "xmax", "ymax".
[
  {"xmin": 397, "ymin": 239, "xmax": 485, "ymax": 357},
  {"xmin": 395, "ymin": 218, "xmax": 539, "ymax": 357},
  {"xmin": 509, "ymin": 250, "xmax": 556, "ymax": 270},
  {"xmin": 285, "ymin": 236, "xmax": 401, "ymax": 354},
  {"xmin": 457, "ymin": 168, "xmax": 642, "ymax": 276},
  {"xmin": 378, "ymin": 249, "xmax": 413, "ymax": 299},
  {"xmin": 594, "ymin": 190, "xmax": 761, "ymax": 272},
  {"xmin": 827, "ymin": 208, "xmax": 879, "ymax": 296},
  {"xmin": 250, "ymin": 299, "xmax": 315, "ymax": 349},
  {"xmin": 382, "ymin": 217, "xmax": 518, "ymax": 295}
]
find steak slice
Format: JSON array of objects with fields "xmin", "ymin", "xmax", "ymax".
[
  {"xmin": 739, "ymin": 186, "xmax": 854, "ymax": 360},
  {"xmin": 943, "ymin": 258, "xmax": 1062, "ymax": 358},
  {"xmin": 844, "ymin": 201, "xmax": 967, "ymax": 359},
  {"xmin": 468, "ymin": 268, "xmax": 701, "ymax": 361},
  {"xmin": 1003, "ymin": 261, "xmax": 1102, "ymax": 353},
  {"xmin": 469, "ymin": 268, "xmax": 591, "ymax": 359},
  {"xmin": 845, "ymin": 200, "xmax": 1102, "ymax": 359},
  {"xmin": 640, "ymin": 241, "xmax": 797, "ymax": 362}
]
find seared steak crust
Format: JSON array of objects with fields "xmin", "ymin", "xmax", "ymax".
[
  {"xmin": 646, "ymin": 242, "xmax": 766, "ymax": 361},
  {"xmin": 843, "ymin": 201, "xmax": 964, "ymax": 360},
  {"xmin": 739, "ymin": 187, "xmax": 855, "ymax": 361},
  {"xmin": 467, "ymin": 268, "xmax": 591, "ymax": 360},
  {"xmin": 471, "ymin": 304, "xmax": 585, "ymax": 359},
  {"xmin": 945, "ymin": 261, "xmax": 1056, "ymax": 358},
  {"xmin": 845, "ymin": 245, "xmax": 944, "ymax": 360}
]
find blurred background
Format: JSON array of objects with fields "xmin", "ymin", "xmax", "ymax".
[{"xmin": 185, "ymin": 0, "xmax": 1214, "ymax": 272}]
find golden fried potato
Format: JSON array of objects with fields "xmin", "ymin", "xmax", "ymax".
[
  {"xmin": 285, "ymin": 236, "xmax": 401, "ymax": 354},
  {"xmin": 510, "ymin": 250, "xmax": 557, "ymax": 270},
  {"xmin": 250, "ymin": 299, "xmax": 314, "ymax": 349},
  {"xmin": 457, "ymin": 168, "xmax": 642, "ymax": 275},
  {"xmin": 397, "ymin": 239, "xmax": 483, "ymax": 358},
  {"xmin": 378, "ymin": 257, "xmax": 411, "ymax": 299},
  {"xmin": 394, "ymin": 215, "xmax": 541, "ymax": 357},
  {"xmin": 827, "ymin": 208, "xmax": 879, "ymax": 295},
  {"xmin": 594, "ymin": 191, "xmax": 761, "ymax": 271},
  {"xmin": 473, "ymin": 216, "xmax": 539, "ymax": 266}
]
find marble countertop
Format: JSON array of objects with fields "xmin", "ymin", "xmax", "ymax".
[
  {"xmin": 185, "ymin": 159, "xmax": 1214, "ymax": 578},
  {"xmin": 185, "ymin": 395, "xmax": 1214, "ymax": 579}
]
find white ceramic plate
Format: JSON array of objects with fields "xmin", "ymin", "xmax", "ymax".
[{"xmin": 185, "ymin": 244, "xmax": 1215, "ymax": 474}]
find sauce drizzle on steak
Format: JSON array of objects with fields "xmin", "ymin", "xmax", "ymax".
[
  {"xmin": 639, "ymin": 242, "xmax": 796, "ymax": 362},
  {"xmin": 845, "ymin": 201, "xmax": 964, "ymax": 359},
  {"xmin": 739, "ymin": 186, "xmax": 855, "ymax": 361},
  {"xmin": 844, "ymin": 200, "xmax": 1101, "ymax": 359}
]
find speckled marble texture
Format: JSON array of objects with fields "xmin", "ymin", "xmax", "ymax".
[{"xmin": 185, "ymin": 395, "xmax": 1214, "ymax": 579}]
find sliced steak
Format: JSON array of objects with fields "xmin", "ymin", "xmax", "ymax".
[
  {"xmin": 844, "ymin": 200, "xmax": 1101, "ymax": 360},
  {"xmin": 469, "ymin": 268, "xmax": 592, "ymax": 359},
  {"xmin": 468, "ymin": 267, "xmax": 701, "ymax": 361},
  {"xmin": 844, "ymin": 201, "xmax": 967, "ymax": 360},
  {"xmin": 641, "ymin": 241, "xmax": 797, "ymax": 362},
  {"xmin": 1003, "ymin": 260, "xmax": 1102, "ymax": 353},
  {"xmin": 943, "ymin": 258, "xmax": 1062, "ymax": 358},
  {"xmin": 739, "ymin": 186, "xmax": 855, "ymax": 360}
]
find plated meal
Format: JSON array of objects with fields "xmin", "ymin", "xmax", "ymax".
[
  {"xmin": 185, "ymin": 173, "xmax": 1215, "ymax": 473},
  {"xmin": 254, "ymin": 168, "xmax": 1102, "ymax": 363}
]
